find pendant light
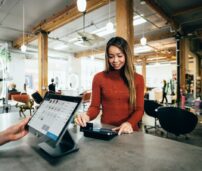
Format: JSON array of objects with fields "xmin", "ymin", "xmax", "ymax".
[
  {"xmin": 140, "ymin": 37, "xmax": 147, "ymax": 46},
  {"xmin": 77, "ymin": 0, "xmax": 87, "ymax": 12},
  {"xmin": 140, "ymin": 0, "xmax": 146, "ymax": 5},
  {"xmin": 106, "ymin": 0, "xmax": 114, "ymax": 31},
  {"xmin": 140, "ymin": 22, "xmax": 147, "ymax": 46},
  {"xmin": 21, "ymin": 0, "xmax": 27, "ymax": 52}
]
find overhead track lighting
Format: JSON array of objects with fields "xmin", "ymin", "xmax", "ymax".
[
  {"xmin": 77, "ymin": 0, "xmax": 87, "ymax": 12},
  {"xmin": 21, "ymin": 0, "xmax": 27, "ymax": 52}
]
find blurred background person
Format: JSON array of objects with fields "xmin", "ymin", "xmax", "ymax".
[
  {"xmin": 8, "ymin": 83, "xmax": 18, "ymax": 93},
  {"xmin": 161, "ymin": 80, "xmax": 168, "ymax": 104},
  {"xmin": 48, "ymin": 78, "xmax": 56, "ymax": 93}
]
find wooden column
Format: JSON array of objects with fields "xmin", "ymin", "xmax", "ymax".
[
  {"xmin": 176, "ymin": 37, "xmax": 181, "ymax": 106},
  {"xmin": 142, "ymin": 57, "xmax": 147, "ymax": 93},
  {"xmin": 142, "ymin": 57, "xmax": 146, "ymax": 81},
  {"xmin": 200, "ymin": 58, "xmax": 202, "ymax": 98},
  {"xmin": 116, "ymin": 0, "xmax": 134, "ymax": 53},
  {"xmin": 179, "ymin": 39, "xmax": 188, "ymax": 93},
  {"xmin": 38, "ymin": 31, "xmax": 48, "ymax": 97}
]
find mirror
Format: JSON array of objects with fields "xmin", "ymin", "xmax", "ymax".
[
  {"xmin": 67, "ymin": 73, "xmax": 79, "ymax": 90},
  {"xmin": 0, "ymin": 56, "xmax": 5, "ymax": 98},
  {"xmin": 0, "ymin": 44, "xmax": 11, "ymax": 99}
]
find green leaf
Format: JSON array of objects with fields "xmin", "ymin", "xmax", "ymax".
[{"xmin": 0, "ymin": 48, "xmax": 11, "ymax": 61}]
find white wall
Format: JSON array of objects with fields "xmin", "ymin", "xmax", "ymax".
[
  {"xmin": 136, "ymin": 63, "xmax": 177, "ymax": 88},
  {"xmin": 8, "ymin": 52, "xmax": 26, "ymax": 92},
  {"xmin": 80, "ymin": 57, "xmax": 105, "ymax": 92},
  {"xmin": 146, "ymin": 63, "xmax": 176, "ymax": 88},
  {"xmin": 8, "ymin": 51, "xmax": 75, "ymax": 95},
  {"xmin": 24, "ymin": 56, "xmax": 38, "ymax": 92},
  {"xmin": 48, "ymin": 58, "xmax": 69, "ymax": 90}
]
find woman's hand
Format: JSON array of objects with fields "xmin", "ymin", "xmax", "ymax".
[
  {"xmin": 74, "ymin": 113, "xmax": 90, "ymax": 127},
  {"xmin": 112, "ymin": 122, "xmax": 133, "ymax": 135}
]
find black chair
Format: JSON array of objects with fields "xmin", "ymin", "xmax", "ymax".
[
  {"xmin": 31, "ymin": 91, "xmax": 43, "ymax": 104},
  {"xmin": 157, "ymin": 107, "xmax": 198, "ymax": 137},
  {"xmin": 144, "ymin": 99, "xmax": 162, "ymax": 133},
  {"xmin": 82, "ymin": 91, "xmax": 91, "ymax": 111}
]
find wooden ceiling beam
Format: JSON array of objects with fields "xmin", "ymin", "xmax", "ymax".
[
  {"xmin": 74, "ymin": 47, "xmax": 105, "ymax": 58},
  {"xmin": 12, "ymin": 33, "xmax": 36, "ymax": 49},
  {"xmin": 13, "ymin": 0, "xmax": 109, "ymax": 48},
  {"xmin": 134, "ymin": 29, "xmax": 173, "ymax": 44},
  {"xmin": 75, "ymin": 46, "xmax": 176, "ymax": 59},
  {"xmin": 135, "ymin": 49, "xmax": 175, "ymax": 58},
  {"xmin": 136, "ymin": 54, "xmax": 176, "ymax": 60},
  {"xmin": 136, "ymin": 58, "xmax": 176, "ymax": 65},
  {"xmin": 75, "ymin": 47, "xmax": 176, "ymax": 64}
]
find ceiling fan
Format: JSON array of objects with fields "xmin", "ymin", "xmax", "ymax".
[
  {"xmin": 75, "ymin": 12, "xmax": 104, "ymax": 47},
  {"xmin": 77, "ymin": 31, "xmax": 105, "ymax": 46}
]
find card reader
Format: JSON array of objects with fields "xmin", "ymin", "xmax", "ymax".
[{"xmin": 80, "ymin": 123, "xmax": 118, "ymax": 140}]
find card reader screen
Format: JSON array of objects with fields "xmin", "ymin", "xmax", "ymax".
[{"xmin": 28, "ymin": 98, "xmax": 77, "ymax": 141}]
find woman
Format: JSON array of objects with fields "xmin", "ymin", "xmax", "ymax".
[{"xmin": 75, "ymin": 37, "xmax": 144, "ymax": 135}]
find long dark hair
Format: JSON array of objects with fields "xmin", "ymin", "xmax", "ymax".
[{"xmin": 105, "ymin": 36, "xmax": 136, "ymax": 110}]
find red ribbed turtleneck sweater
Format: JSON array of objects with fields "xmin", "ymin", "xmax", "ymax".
[{"xmin": 87, "ymin": 71, "xmax": 144, "ymax": 131}]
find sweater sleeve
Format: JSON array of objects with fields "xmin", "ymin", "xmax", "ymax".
[
  {"xmin": 87, "ymin": 73, "xmax": 101, "ymax": 120},
  {"xmin": 127, "ymin": 74, "xmax": 145, "ymax": 128}
]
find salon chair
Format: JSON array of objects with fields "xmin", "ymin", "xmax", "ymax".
[
  {"xmin": 157, "ymin": 107, "xmax": 198, "ymax": 137},
  {"xmin": 144, "ymin": 99, "xmax": 162, "ymax": 133},
  {"xmin": 82, "ymin": 91, "xmax": 91, "ymax": 111}
]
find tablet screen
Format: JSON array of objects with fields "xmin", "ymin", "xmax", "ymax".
[{"xmin": 28, "ymin": 94, "xmax": 81, "ymax": 142}]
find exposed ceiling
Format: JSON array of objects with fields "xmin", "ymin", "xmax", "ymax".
[
  {"xmin": 149, "ymin": 0, "xmax": 202, "ymax": 37},
  {"xmin": 145, "ymin": 0, "xmax": 202, "ymax": 57},
  {"xmin": 0, "ymin": 0, "xmax": 202, "ymax": 60},
  {"xmin": 0, "ymin": 0, "xmax": 72, "ymax": 41}
]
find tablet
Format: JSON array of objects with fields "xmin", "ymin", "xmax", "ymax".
[{"xmin": 27, "ymin": 94, "xmax": 82, "ymax": 143}]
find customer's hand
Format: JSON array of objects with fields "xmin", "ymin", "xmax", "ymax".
[
  {"xmin": 112, "ymin": 122, "xmax": 133, "ymax": 135},
  {"xmin": 74, "ymin": 113, "xmax": 90, "ymax": 127},
  {"xmin": 0, "ymin": 117, "xmax": 30, "ymax": 145}
]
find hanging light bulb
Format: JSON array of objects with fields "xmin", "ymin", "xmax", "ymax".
[
  {"xmin": 140, "ymin": 21, "xmax": 147, "ymax": 46},
  {"xmin": 155, "ymin": 61, "xmax": 160, "ymax": 66},
  {"xmin": 106, "ymin": 0, "xmax": 114, "ymax": 32},
  {"xmin": 21, "ymin": 0, "xmax": 27, "ymax": 52},
  {"xmin": 21, "ymin": 44, "xmax": 27, "ymax": 52},
  {"xmin": 140, "ymin": 36, "xmax": 147, "ymax": 46},
  {"xmin": 106, "ymin": 21, "xmax": 114, "ymax": 31},
  {"xmin": 140, "ymin": 0, "xmax": 146, "ymax": 5},
  {"xmin": 77, "ymin": 0, "xmax": 87, "ymax": 12}
]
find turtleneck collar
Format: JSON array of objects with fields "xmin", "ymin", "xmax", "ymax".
[{"xmin": 108, "ymin": 69, "xmax": 122, "ymax": 79}]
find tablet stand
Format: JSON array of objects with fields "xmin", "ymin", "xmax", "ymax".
[{"xmin": 38, "ymin": 130, "xmax": 79, "ymax": 157}]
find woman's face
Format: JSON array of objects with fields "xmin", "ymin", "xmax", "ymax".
[{"xmin": 108, "ymin": 45, "xmax": 125, "ymax": 70}]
